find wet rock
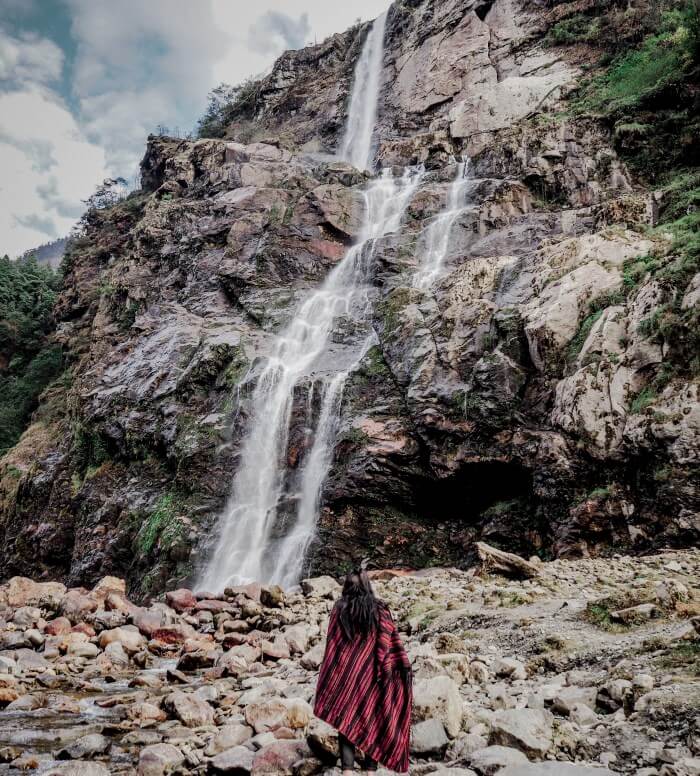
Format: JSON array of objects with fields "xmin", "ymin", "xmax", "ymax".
[
  {"xmin": 138, "ymin": 743, "xmax": 185, "ymax": 776},
  {"xmin": 489, "ymin": 709, "xmax": 554, "ymax": 757},
  {"xmin": 46, "ymin": 617, "xmax": 73, "ymax": 636},
  {"xmin": 60, "ymin": 590, "xmax": 98, "ymax": 621},
  {"xmin": 57, "ymin": 733, "xmax": 111, "ymax": 760}
]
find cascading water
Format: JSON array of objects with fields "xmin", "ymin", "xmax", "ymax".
[
  {"xmin": 199, "ymin": 168, "xmax": 424, "ymax": 591},
  {"xmin": 413, "ymin": 159, "xmax": 471, "ymax": 289},
  {"xmin": 339, "ymin": 10, "xmax": 389, "ymax": 171},
  {"xmin": 199, "ymin": 7, "xmax": 424, "ymax": 591}
]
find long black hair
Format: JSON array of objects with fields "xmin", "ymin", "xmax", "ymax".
[{"xmin": 337, "ymin": 568, "xmax": 380, "ymax": 640}]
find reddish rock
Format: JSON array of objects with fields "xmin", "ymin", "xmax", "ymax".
[
  {"xmin": 132, "ymin": 609, "xmax": 165, "ymax": 638},
  {"xmin": 71, "ymin": 622, "xmax": 96, "ymax": 637},
  {"xmin": 60, "ymin": 589, "xmax": 98, "ymax": 622},
  {"xmin": 165, "ymin": 588, "xmax": 197, "ymax": 613},
  {"xmin": 225, "ymin": 583, "xmax": 261, "ymax": 603},
  {"xmin": 150, "ymin": 624, "xmax": 197, "ymax": 645},
  {"xmin": 252, "ymin": 741, "xmax": 312, "ymax": 776},
  {"xmin": 45, "ymin": 617, "xmax": 72, "ymax": 636}
]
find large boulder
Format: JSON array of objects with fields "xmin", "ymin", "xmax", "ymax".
[
  {"xmin": 411, "ymin": 718, "xmax": 449, "ymax": 756},
  {"xmin": 163, "ymin": 691, "xmax": 215, "ymax": 728},
  {"xmin": 5, "ymin": 577, "xmax": 66, "ymax": 609},
  {"xmin": 210, "ymin": 746, "xmax": 255, "ymax": 774},
  {"xmin": 489, "ymin": 709, "xmax": 554, "ymax": 758},
  {"xmin": 300, "ymin": 576, "xmax": 340, "ymax": 599},
  {"xmin": 469, "ymin": 745, "xmax": 528, "ymax": 775},
  {"xmin": 251, "ymin": 740, "xmax": 312, "ymax": 776},
  {"xmin": 413, "ymin": 676, "xmax": 463, "ymax": 737},
  {"xmin": 499, "ymin": 766, "xmax": 616, "ymax": 776},
  {"xmin": 137, "ymin": 743, "xmax": 185, "ymax": 776}
]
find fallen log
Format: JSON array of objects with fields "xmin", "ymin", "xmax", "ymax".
[{"xmin": 474, "ymin": 542, "xmax": 541, "ymax": 580}]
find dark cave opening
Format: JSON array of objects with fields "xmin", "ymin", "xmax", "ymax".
[
  {"xmin": 414, "ymin": 460, "xmax": 534, "ymax": 525},
  {"xmin": 475, "ymin": 1, "xmax": 495, "ymax": 21}
]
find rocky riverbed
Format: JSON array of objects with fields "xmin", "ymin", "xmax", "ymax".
[{"xmin": 0, "ymin": 547, "xmax": 698, "ymax": 775}]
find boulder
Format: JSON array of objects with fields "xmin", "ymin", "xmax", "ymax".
[
  {"xmin": 98, "ymin": 625, "xmax": 146, "ymax": 654},
  {"xmin": 411, "ymin": 718, "xmax": 449, "ymax": 756},
  {"xmin": 307, "ymin": 717, "xmax": 338, "ymax": 759},
  {"xmin": 469, "ymin": 745, "xmax": 528, "ymax": 775},
  {"xmin": 300, "ymin": 643, "xmax": 324, "ymax": 670},
  {"xmin": 57, "ymin": 734, "xmax": 111, "ymax": 760},
  {"xmin": 5, "ymin": 577, "xmax": 66, "ymax": 609},
  {"xmin": 60, "ymin": 590, "xmax": 98, "ymax": 622},
  {"xmin": 137, "ymin": 743, "xmax": 185, "ymax": 776},
  {"xmin": 165, "ymin": 589, "xmax": 197, "ymax": 613},
  {"xmin": 489, "ymin": 709, "xmax": 554, "ymax": 757},
  {"xmin": 260, "ymin": 585, "xmax": 285, "ymax": 608},
  {"xmin": 300, "ymin": 577, "xmax": 340, "ymax": 599},
  {"xmin": 163, "ymin": 691, "xmax": 215, "ymax": 728},
  {"xmin": 210, "ymin": 746, "xmax": 255, "ymax": 774},
  {"xmin": 44, "ymin": 764, "xmax": 111, "ymax": 776},
  {"xmin": 251, "ymin": 741, "xmax": 312, "ymax": 776},
  {"xmin": 205, "ymin": 724, "xmax": 254, "ymax": 756},
  {"xmin": 413, "ymin": 676, "xmax": 463, "ymax": 737}
]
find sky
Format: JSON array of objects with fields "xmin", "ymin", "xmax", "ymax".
[{"xmin": 0, "ymin": 0, "xmax": 390, "ymax": 257}]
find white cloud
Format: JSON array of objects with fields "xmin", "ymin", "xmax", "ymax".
[
  {"xmin": 248, "ymin": 11, "xmax": 311, "ymax": 55},
  {"xmin": 65, "ymin": 0, "xmax": 229, "ymax": 175},
  {"xmin": 1, "ymin": 1, "xmax": 392, "ymax": 255},
  {"xmin": 0, "ymin": 28, "xmax": 64, "ymax": 85},
  {"xmin": 0, "ymin": 86, "xmax": 107, "ymax": 256}
]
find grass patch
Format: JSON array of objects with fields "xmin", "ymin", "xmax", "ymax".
[
  {"xmin": 137, "ymin": 493, "xmax": 181, "ymax": 555},
  {"xmin": 655, "ymin": 642, "xmax": 700, "ymax": 675}
]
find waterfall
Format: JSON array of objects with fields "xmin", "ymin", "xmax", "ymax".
[
  {"xmin": 199, "ymin": 166, "xmax": 424, "ymax": 591},
  {"xmin": 339, "ymin": 11, "xmax": 389, "ymax": 171},
  {"xmin": 413, "ymin": 159, "xmax": 471, "ymax": 289}
]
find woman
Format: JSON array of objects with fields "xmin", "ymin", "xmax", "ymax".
[{"xmin": 314, "ymin": 568, "xmax": 412, "ymax": 774}]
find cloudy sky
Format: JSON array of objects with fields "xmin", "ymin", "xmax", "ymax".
[{"xmin": 0, "ymin": 0, "xmax": 390, "ymax": 257}]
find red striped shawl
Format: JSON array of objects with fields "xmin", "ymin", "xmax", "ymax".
[{"xmin": 314, "ymin": 601, "xmax": 412, "ymax": 772}]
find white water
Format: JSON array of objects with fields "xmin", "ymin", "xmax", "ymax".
[
  {"xmin": 339, "ymin": 11, "xmax": 389, "ymax": 171},
  {"xmin": 199, "ymin": 167, "xmax": 424, "ymax": 591},
  {"xmin": 413, "ymin": 159, "xmax": 471, "ymax": 289}
]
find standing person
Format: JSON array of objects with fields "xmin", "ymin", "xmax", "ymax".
[{"xmin": 314, "ymin": 568, "xmax": 412, "ymax": 774}]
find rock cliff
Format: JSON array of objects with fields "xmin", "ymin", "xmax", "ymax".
[{"xmin": 0, "ymin": 0, "xmax": 697, "ymax": 596}]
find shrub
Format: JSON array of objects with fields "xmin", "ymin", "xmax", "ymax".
[{"xmin": 196, "ymin": 80, "xmax": 260, "ymax": 138}]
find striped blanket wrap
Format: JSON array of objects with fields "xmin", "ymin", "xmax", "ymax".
[{"xmin": 313, "ymin": 601, "xmax": 412, "ymax": 773}]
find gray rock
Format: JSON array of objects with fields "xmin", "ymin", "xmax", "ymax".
[
  {"xmin": 413, "ymin": 675, "xmax": 463, "ymax": 738},
  {"xmin": 411, "ymin": 718, "xmax": 449, "ymax": 756},
  {"xmin": 210, "ymin": 745, "xmax": 255, "ymax": 774},
  {"xmin": 489, "ymin": 709, "xmax": 554, "ymax": 757},
  {"xmin": 57, "ymin": 733, "xmax": 111, "ymax": 760},
  {"xmin": 137, "ymin": 743, "xmax": 185, "ymax": 776},
  {"xmin": 469, "ymin": 745, "xmax": 528, "ymax": 775}
]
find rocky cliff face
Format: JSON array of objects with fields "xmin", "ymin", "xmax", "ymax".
[{"xmin": 0, "ymin": 0, "xmax": 697, "ymax": 597}]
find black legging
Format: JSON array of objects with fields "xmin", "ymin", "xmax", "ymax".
[{"xmin": 339, "ymin": 733, "xmax": 377, "ymax": 771}]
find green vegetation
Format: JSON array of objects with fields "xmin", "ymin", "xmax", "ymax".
[
  {"xmin": 0, "ymin": 255, "xmax": 63, "ymax": 454},
  {"xmin": 545, "ymin": 14, "xmax": 603, "ymax": 47},
  {"xmin": 137, "ymin": 493, "xmax": 181, "ymax": 555},
  {"xmin": 655, "ymin": 642, "xmax": 700, "ymax": 675},
  {"xmin": 196, "ymin": 80, "xmax": 260, "ymax": 138}
]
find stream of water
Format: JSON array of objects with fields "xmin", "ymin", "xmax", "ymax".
[
  {"xmin": 199, "ymin": 11, "xmax": 423, "ymax": 590},
  {"xmin": 413, "ymin": 159, "xmax": 471, "ymax": 289}
]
